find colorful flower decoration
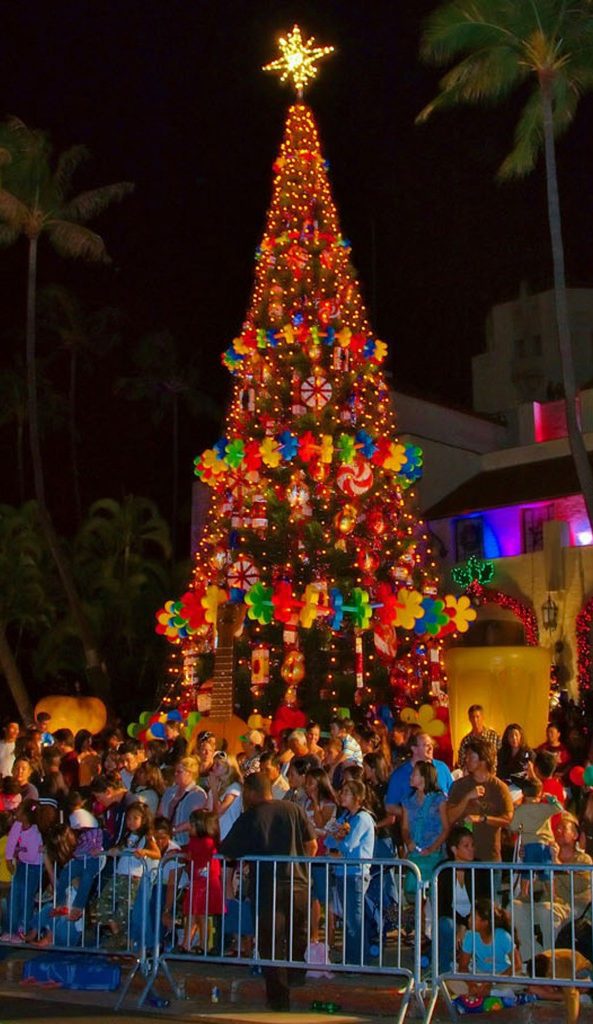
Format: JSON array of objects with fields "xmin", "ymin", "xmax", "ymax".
[
  {"xmin": 355, "ymin": 429, "xmax": 377, "ymax": 459},
  {"xmin": 371, "ymin": 339, "xmax": 388, "ymax": 363},
  {"xmin": 319, "ymin": 435, "xmax": 334, "ymax": 463},
  {"xmin": 374, "ymin": 582, "xmax": 403, "ymax": 627},
  {"xmin": 414, "ymin": 596, "xmax": 448, "ymax": 636},
  {"xmin": 272, "ymin": 581, "xmax": 297, "ymax": 623},
  {"xmin": 443, "ymin": 594, "xmax": 477, "ymax": 633},
  {"xmin": 225, "ymin": 439, "xmax": 245, "ymax": 469},
  {"xmin": 179, "ymin": 590, "xmax": 207, "ymax": 631},
  {"xmin": 298, "ymin": 431, "xmax": 318, "ymax": 462},
  {"xmin": 260, "ymin": 437, "xmax": 282, "ymax": 468},
  {"xmin": 278, "ymin": 430, "xmax": 299, "ymax": 460},
  {"xmin": 201, "ymin": 585, "xmax": 228, "ymax": 625},
  {"xmin": 245, "ymin": 582, "xmax": 274, "ymax": 624},
  {"xmin": 244, "ymin": 440, "xmax": 263, "ymax": 472},
  {"xmin": 300, "ymin": 583, "xmax": 321, "ymax": 628},
  {"xmin": 336, "ymin": 433, "xmax": 356, "ymax": 464},
  {"xmin": 346, "ymin": 587, "xmax": 372, "ymax": 629},
  {"xmin": 392, "ymin": 588, "xmax": 425, "ymax": 630},
  {"xmin": 329, "ymin": 588, "xmax": 344, "ymax": 630},
  {"xmin": 384, "ymin": 442, "xmax": 407, "ymax": 473}
]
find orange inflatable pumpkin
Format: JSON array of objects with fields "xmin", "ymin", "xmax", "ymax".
[{"xmin": 34, "ymin": 696, "xmax": 107, "ymax": 736}]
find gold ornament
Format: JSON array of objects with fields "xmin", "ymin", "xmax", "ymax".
[
  {"xmin": 334, "ymin": 504, "xmax": 357, "ymax": 535},
  {"xmin": 262, "ymin": 25, "xmax": 334, "ymax": 97},
  {"xmin": 281, "ymin": 650, "xmax": 305, "ymax": 685}
]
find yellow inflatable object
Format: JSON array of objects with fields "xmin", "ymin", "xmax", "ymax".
[
  {"xmin": 444, "ymin": 647, "xmax": 551, "ymax": 759},
  {"xmin": 34, "ymin": 695, "xmax": 108, "ymax": 736}
]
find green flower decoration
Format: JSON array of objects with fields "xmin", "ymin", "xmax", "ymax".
[
  {"xmin": 336, "ymin": 433, "xmax": 356, "ymax": 464},
  {"xmin": 245, "ymin": 582, "xmax": 274, "ymax": 624},
  {"xmin": 225, "ymin": 439, "xmax": 245, "ymax": 469}
]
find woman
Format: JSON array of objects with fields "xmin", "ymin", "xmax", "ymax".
[
  {"xmin": 325, "ymin": 780, "xmax": 375, "ymax": 964},
  {"xmin": 12, "ymin": 757, "xmax": 39, "ymax": 802},
  {"xmin": 157, "ymin": 756, "xmax": 207, "ymax": 846},
  {"xmin": 74, "ymin": 730, "xmax": 101, "ymax": 790},
  {"xmin": 304, "ymin": 768, "xmax": 337, "ymax": 945},
  {"xmin": 131, "ymin": 761, "xmax": 166, "ymax": 816},
  {"xmin": 497, "ymin": 724, "xmax": 532, "ymax": 794},
  {"xmin": 207, "ymin": 751, "xmax": 243, "ymax": 839},
  {"xmin": 458, "ymin": 898, "xmax": 521, "ymax": 997},
  {"xmin": 436, "ymin": 825, "xmax": 490, "ymax": 972},
  {"xmin": 401, "ymin": 760, "xmax": 448, "ymax": 881}
]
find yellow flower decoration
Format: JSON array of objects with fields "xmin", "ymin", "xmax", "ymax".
[
  {"xmin": 201, "ymin": 585, "xmax": 228, "ymax": 625},
  {"xmin": 336, "ymin": 326, "xmax": 352, "ymax": 348},
  {"xmin": 299, "ymin": 583, "xmax": 320, "ymax": 628},
  {"xmin": 320, "ymin": 434, "xmax": 334, "ymax": 463},
  {"xmin": 400, "ymin": 703, "xmax": 447, "ymax": 738},
  {"xmin": 384, "ymin": 442, "xmax": 407, "ymax": 473},
  {"xmin": 233, "ymin": 335, "xmax": 252, "ymax": 355},
  {"xmin": 260, "ymin": 437, "xmax": 282, "ymax": 468},
  {"xmin": 393, "ymin": 588, "xmax": 424, "ymax": 630},
  {"xmin": 444, "ymin": 594, "xmax": 477, "ymax": 633},
  {"xmin": 373, "ymin": 339, "xmax": 388, "ymax": 362},
  {"xmin": 282, "ymin": 324, "xmax": 295, "ymax": 345},
  {"xmin": 201, "ymin": 449, "xmax": 227, "ymax": 476}
]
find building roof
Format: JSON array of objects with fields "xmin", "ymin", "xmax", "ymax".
[{"xmin": 425, "ymin": 452, "xmax": 592, "ymax": 519}]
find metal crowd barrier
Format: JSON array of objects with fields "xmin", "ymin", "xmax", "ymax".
[
  {"xmin": 0, "ymin": 852, "xmax": 153, "ymax": 1010},
  {"xmin": 140, "ymin": 851, "xmax": 425, "ymax": 1023},
  {"xmin": 424, "ymin": 860, "xmax": 593, "ymax": 1024}
]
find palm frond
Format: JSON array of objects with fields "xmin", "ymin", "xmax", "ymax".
[
  {"xmin": 47, "ymin": 220, "xmax": 110, "ymax": 262},
  {"xmin": 0, "ymin": 187, "xmax": 30, "ymax": 230},
  {"xmin": 420, "ymin": 0, "xmax": 520, "ymax": 64},
  {"xmin": 0, "ymin": 224, "xmax": 20, "ymax": 247},
  {"xmin": 498, "ymin": 88, "xmax": 543, "ymax": 178},
  {"xmin": 60, "ymin": 181, "xmax": 134, "ymax": 223},
  {"xmin": 54, "ymin": 145, "xmax": 90, "ymax": 201}
]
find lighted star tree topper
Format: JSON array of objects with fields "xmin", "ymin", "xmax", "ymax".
[{"xmin": 262, "ymin": 25, "xmax": 334, "ymax": 97}]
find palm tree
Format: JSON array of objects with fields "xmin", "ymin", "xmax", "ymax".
[
  {"xmin": 0, "ymin": 117, "xmax": 134, "ymax": 699},
  {"xmin": 417, "ymin": 0, "xmax": 593, "ymax": 528},
  {"xmin": 38, "ymin": 284, "xmax": 124, "ymax": 523},
  {"xmin": 0, "ymin": 502, "xmax": 56, "ymax": 721},
  {"xmin": 116, "ymin": 331, "xmax": 219, "ymax": 540}
]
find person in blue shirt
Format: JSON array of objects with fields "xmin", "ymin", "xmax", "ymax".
[
  {"xmin": 325, "ymin": 779, "xmax": 375, "ymax": 964},
  {"xmin": 385, "ymin": 732, "xmax": 453, "ymax": 815}
]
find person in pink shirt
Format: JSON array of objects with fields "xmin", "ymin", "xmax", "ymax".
[{"xmin": 2, "ymin": 798, "xmax": 44, "ymax": 939}]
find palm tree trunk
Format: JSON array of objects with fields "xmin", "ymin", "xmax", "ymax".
[
  {"xmin": 0, "ymin": 622, "xmax": 34, "ymax": 723},
  {"xmin": 24, "ymin": 236, "xmax": 111, "ymax": 702},
  {"xmin": 540, "ymin": 80, "xmax": 593, "ymax": 528},
  {"xmin": 69, "ymin": 348, "xmax": 82, "ymax": 523},
  {"xmin": 172, "ymin": 392, "xmax": 179, "ymax": 550},
  {"xmin": 26, "ymin": 235, "xmax": 45, "ymax": 505},
  {"xmin": 17, "ymin": 416, "xmax": 25, "ymax": 504}
]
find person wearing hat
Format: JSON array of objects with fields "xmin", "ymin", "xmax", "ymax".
[{"xmin": 241, "ymin": 730, "xmax": 264, "ymax": 777}]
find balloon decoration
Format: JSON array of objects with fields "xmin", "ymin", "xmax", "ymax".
[
  {"xmin": 126, "ymin": 707, "xmax": 202, "ymax": 744},
  {"xmin": 401, "ymin": 703, "xmax": 447, "ymax": 738},
  {"xmin": 569, "ymin": 765, "xmax": 586, "ymax": 787}
]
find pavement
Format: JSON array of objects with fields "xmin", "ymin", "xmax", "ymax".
[{"xmin": 0, "ymin": 947, "xmax": 586, "ymax": 1023}]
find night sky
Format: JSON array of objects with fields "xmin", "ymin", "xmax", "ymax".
[{"xmin": 2, "ymin": 1, "xmax": 593, "ymax": 534}]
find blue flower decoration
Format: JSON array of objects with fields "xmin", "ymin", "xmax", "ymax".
[
  {"xmin": 267, "ymin": 329, "xmax": 279, "ymax": 348},
  {"xmin": 293, "ymin": 312, "xmax": 304, "ymax": 326},
  {"xmin": 214, "ymin": 437, "xmax": 228, "ymax": 460},
  {"xmin": 329, "ymin": 588, "xmax": 344, "ymax": 630},
  {"xmin": 229, "ymin": 587, "xmax": 245, "ymax": 603},
  {"xmin": 363, "ymin": 337, "xmax": 375, "ymax": 359},
  {"xmin": 355, "ymin": 429, "xmax": 377, "ymax": 459},
  {"xmin": 278, "ymin": 431, "xmax": 298, "ymax": 461},
  {"xmin": 323, "ymin": 327, "xmax": 335, "ymax": 346}
]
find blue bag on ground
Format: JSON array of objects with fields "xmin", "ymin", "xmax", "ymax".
[{"xmin": 23, "ymin": 953, "xmax": 121, "ymax": 990}]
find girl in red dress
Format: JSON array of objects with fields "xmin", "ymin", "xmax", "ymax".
[{"xmin": 181, "ymin": 809, "xmax": 224, "ymax": 952}]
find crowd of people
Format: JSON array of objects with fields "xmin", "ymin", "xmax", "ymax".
[{"xmin": 0, "ymin": 704, "xmax": 591, "ymax": 1013}]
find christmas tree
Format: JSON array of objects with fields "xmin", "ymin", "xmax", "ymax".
[{"xmin": 156, "ymin": 28, "xmax": 475, "ymax": 724}]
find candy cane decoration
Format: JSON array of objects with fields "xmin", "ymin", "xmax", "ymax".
[{"xmin": 355, "ymin": 632, "xmax": 364, "ymax": 689}]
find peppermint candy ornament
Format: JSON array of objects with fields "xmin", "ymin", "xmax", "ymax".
[
  {"xmin": 228, "ymin": 557, "xmax": 259, "ymax": 592},
  {"xmin": 301, "ymin": 375, "xmax": 332, "ymax": 411},
  {"xmin": 336, "ymin": 458, "xmax": 374, "ymax": 497}
]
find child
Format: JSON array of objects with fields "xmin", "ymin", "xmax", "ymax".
[
  {"xmin": 95, "ymin": 801, "xmax": 159, "ymax": 947},
  {"xmin": 0, "ymin": 812, "xmax": 12, "ymax": 932},
  {"xmin": 512, "ymin": 779, "xmax": 561, "ymax": 888},
  {"xmin": 181, "ymin": 809, "xmax": 223, "ymax": 953},
  {"xmin": 0, "ymin": 777, "xmax": 22, "ymax": 815},
  {"xmin": 458, "ymin": 898, "xmax": 521, "ymax": 997},
  {"xmin": 2, "ymin": 798, "xmax": 44, "ymax": 939}
]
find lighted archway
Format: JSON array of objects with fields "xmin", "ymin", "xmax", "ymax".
[
  {"xmin": 576, "ymin": 594, "xmax": 593, "ymax": 698},
  {"xmin": 466, "ymin": 581, "xmax": 539, "ymax": 646}
]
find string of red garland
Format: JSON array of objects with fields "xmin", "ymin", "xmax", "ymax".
[
  {"xmin": 467, "ymin": 581, "xmax": 540, "ymax": 647},
  {"xmin": 576, "ymin": 595, "xmax": 593, "ymax": 696}
]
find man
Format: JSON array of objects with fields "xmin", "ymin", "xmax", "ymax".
[
  {"xmin": 457, "ymin": 704, "xmax": 500, "ymax": 770},
  {"xmin": 259, "ymin": 751, "xmax": 290, "ymax": 799},
  {"xmin": 240, "ymin": 730, "xmax": 264, "ymax": 776},
  {"xmin": 385, "ymin": 732, "xmax": 453, "ymax": 814},
  {"xmin": 220, "ymin": 772, "xmax": 317, "ymax": 1011},
  {"xmin": 118, "ymin": 739, "xmax": 146, "ymax": 790},
  {"xmin": 53, "ymin": 728, "xmax": 80, "ymax": 791},
  {"xmin": 447, "ymin": 737, "xmax": 513, "ymax": 861},
  {"xmin": 162, "ymin": 719, "xmax": 187, "ymax": 767},
  {"xmin": 0, "ymin": 722, "xmax": 19, "ymax": 778}
]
